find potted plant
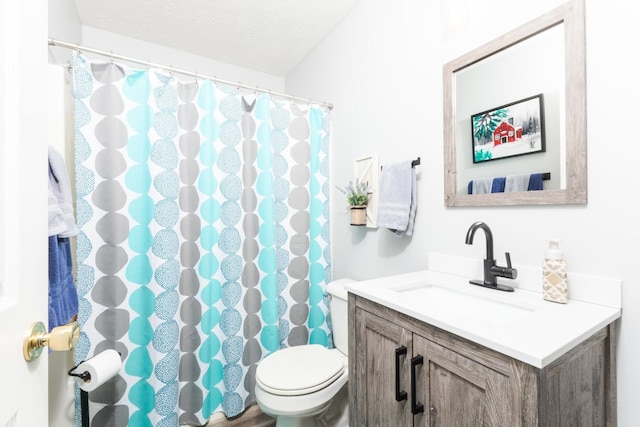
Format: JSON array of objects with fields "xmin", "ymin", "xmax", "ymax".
[{"xmin": 337, "ymin": 179, "xmax": 371, "ymax": 226}]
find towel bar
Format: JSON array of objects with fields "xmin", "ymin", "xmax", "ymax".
[{"xmin": 381, "ymin": 157, "xmax": 421, "ymax": 170}]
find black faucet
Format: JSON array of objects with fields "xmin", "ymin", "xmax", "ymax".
[{"xmin": 465, "ymin": 221, "xmax": 517, "ymax": 292}]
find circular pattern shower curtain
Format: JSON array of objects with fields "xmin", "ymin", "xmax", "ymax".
[{"xmin": 72, "ymin": 53, "xmax": 332, "ymax": 426}]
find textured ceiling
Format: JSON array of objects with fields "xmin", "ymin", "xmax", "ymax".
[{"xmin": 73, "ymin": 0, "xmax": 362, "ymax": 76}]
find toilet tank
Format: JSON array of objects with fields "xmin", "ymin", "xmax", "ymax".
[{"xmin": 326, "ymin": 278, "xmax": 354, "ymax": 356}]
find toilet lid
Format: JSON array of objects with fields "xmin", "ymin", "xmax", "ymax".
[{"xmin": 256, "ymin": 344, "xmax": 345, "ymax": 396}]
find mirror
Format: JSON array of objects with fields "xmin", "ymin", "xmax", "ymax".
[{"xmin": 443, "ymin": 0, "xmax": 586, "ymax": 207}]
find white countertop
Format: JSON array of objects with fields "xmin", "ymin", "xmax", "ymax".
[{"xmin": 345, "ymin": 269, "xmax": 621, "ymax": 368}]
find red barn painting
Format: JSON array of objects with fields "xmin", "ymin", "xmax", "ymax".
[
  {"xmin": 471, "ymin": 94, "xmax": 545, "ymax": 163},
  {"xmin": 493, "ymin": 120, "xmax": 523, "ymax": 146}
]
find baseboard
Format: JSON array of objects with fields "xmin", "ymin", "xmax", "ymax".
[{"xmin": 205, "ymin": 404, "xmax": 275, "ymax": 427}]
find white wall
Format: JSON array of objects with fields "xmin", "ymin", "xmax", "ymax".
[{"xmin": 286, "ymin": 0, "xmax": 640, "ymax": 424}]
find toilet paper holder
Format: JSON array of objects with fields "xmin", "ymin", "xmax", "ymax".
[
  {"xmin": 67, "ymin": 366, "xmax": 90, "ymax": 382},
  {"xmin": 68, "ymin": 349, "xmax": 122, "ymax": 427},
  {"xmin": 67, "ymin": 349, "xmax": 122, "ymax": 388},
  {"xmin": 68, "ymin": 363, "xmax": 92, "ymax": 427}
]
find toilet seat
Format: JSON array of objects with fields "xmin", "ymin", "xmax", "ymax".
[{"xmin": 256, "ymin": 344, "xmax": 345, "ymax": 396}]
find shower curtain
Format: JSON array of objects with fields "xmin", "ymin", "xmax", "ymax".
[{"xmin": 72, "ymin": 53, "xmax": 332, "ymax": 427}]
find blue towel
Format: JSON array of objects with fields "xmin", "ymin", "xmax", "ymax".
[
  {"xmin": 528, "ymin": 173, "xmax": 543, "ymax": 190},
  {"xmin": 491, "ymin": 177, "xmax": 506, "ymax": 193},
  {"xmin": 48, "ymin": 236, "xmax": 78, "ymax": 331}
]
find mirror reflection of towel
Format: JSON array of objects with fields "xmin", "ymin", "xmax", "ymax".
[
  {"xmin": 471, "ymin": 178, "xmax": 492, "ymax": 194},
  {"xmin": 491, "ymin": 177, "xmax": 506, "ymax": 193},
  {"xmin": 504, "ymin": 174, "xmax": 531, "ymax": 192},
  {"xmin": 528, "ymin": 173, "xmax": 543, "ymax": 190},
  {"xmin": 470, "ymin": 173, "xmax": 543, "ymax": 194}
]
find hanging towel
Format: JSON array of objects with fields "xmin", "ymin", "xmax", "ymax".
[
  {"xmin": 48, "ymin": 235, "xmax": 78, "ymax": 330},
  {"xmin": 377, "ymin": 161, "xmax": 414, "ymax": 234},
  {"xmin": 48, "ymin": 146, "xmax": 79, "ymax": 330},
  {"xmin": 48, "ymin": 145, "xmax": 79, "ymax": 238},
  {"xmin": 48, "ymin": 178, "xmax": 66, "ymax": 237},
  {"xmin": 504, "ymin": 174, "xmax": 531, "ymax": 192},
  {"xmin": 491, "ymin": 177, "xmax": 506, "ymax": 193},
  {"xmin": 470, "ymin": 178, "xmax": 493, "ymax": 194},
  {"xmin": 392, "ymin": 168, "xmax": 417, "ymax": 236},
  {"xmin": 528, "ymin": 173, "xmax": 544, "ymax": 191}
]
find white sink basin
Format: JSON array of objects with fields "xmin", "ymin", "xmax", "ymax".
[
  {"xmin": 345, "ymin": 267, "xmax": 621, "ymax": 368},
  {"xmin": 392, "ymin": 282, "xmax": 534, "ymax": 326}
]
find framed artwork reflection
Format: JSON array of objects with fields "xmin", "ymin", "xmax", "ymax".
[{"xmin": 471, "ymin": 94, "xmax": 545, "ymax": 163}]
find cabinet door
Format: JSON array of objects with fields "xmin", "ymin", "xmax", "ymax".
[
  {"xmin": 354, "ymin": 308, "xmax": 413, "ymax": 427},
  {"xmin": 413, "ymin": 335, "xmax": 515, "ymax": 427}
]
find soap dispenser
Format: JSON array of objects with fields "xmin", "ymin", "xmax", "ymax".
[{"xmin": 542, "ymin": 239, "xmax": 568, "ymax": 303}]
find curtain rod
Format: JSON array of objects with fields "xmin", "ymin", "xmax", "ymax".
[{"xmin": 48, "ymin": 38, "xmax": 334, "ymax": 110}]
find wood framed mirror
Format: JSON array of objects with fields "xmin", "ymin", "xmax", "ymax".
[{"xmin": 443, "ymin": 0, "xmax": 586, "ymax": 207}]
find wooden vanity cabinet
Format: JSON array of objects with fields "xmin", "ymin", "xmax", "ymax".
[{"xmin": 348, "ymin": 294, "xmax": 617, "ymax": 427}]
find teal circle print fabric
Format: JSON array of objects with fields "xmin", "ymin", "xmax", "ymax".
[{"xmin": 73, "ymin": 53, "xmax": 331, "ymax": 427}]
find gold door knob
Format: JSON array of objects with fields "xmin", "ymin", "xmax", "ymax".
[{"xmin": 23, "ymin": 321, "xmax": 80, "ymax": 362}]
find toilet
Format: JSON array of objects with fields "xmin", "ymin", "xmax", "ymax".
[{"xmin": 255, "ymin": 279, "xmax": 352, "ymax": 427}]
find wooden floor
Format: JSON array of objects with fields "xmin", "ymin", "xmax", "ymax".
[{"xmin": 205, "ymin": 405, "xmax": 275, "ymax": 427}]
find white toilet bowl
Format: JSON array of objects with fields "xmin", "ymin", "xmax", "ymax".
[
  {"xmin": 255, "ymin": 345, "xmax": 348, "ymax": 427},
  {"xmin": 254, "ymin": 279, "xmax": 353, "ymax": 427}
]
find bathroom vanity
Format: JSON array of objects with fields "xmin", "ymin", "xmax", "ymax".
[{"xmin": 346, "ymin": 268, "xmax": 620, "ymax": 426}]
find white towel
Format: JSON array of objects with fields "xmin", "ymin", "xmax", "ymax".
[
  {"xmin": 504, "ymin": 174, "xmax": 530, "ymax": 192},
  {"xmin": 472, "ymin": 178, "xmax": 493, "ymax": 194},
  {"xmin": 48, "ymin": 145, "xmax": 79, "ymax": 237},
  {"xmin": 393, "ymin": 168, "xmax": 417, "ymax": 237},
  {"xmin": 48, "ymin": 179, "xmax": 66, "ymax": 237},
  {"xmin": 377, "ymin": 161, "xmax": 414, "ymax": 234}
]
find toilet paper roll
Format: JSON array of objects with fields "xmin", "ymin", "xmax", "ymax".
[{"xmin": 74, "ymin": 349, "xmax": 122, "ymax": 392}]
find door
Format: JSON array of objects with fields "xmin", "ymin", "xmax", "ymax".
[
  {"xmin": 413, "ymin": 335, "xmax": 514, "ymax": 427},
  {"xmin": 0, "ymin": 2, "xmax": 50, "ymax": 426},
  {"xmin": 354, "ymin": 308, "xmax": 413, "ymax": 427}
]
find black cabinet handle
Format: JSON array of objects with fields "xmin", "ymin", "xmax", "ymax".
[
  {"xmin": 395, "ymin": 346, "xmax": 407, "ymax": 401},
  {"xmin": 411, "ymin": 355, "xmax": 424, "ymax": 415}
]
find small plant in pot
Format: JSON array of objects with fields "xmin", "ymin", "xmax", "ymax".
[{"xmin": 337, "ymin": 179, "xmax": 371, "ymax": 226}]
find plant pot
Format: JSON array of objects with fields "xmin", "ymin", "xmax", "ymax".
[{"xmin": 350, "ymin": 206, "xmax": 367, "ymax": 226}]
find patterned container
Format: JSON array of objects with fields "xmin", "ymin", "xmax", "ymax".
[
  {"xmin": 542, "ymin": 257, "xmax": 568, "ymax": 303},
  {"xmin": 542, "ymin": 239, "xmax": 568, "ymax": 304}
]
